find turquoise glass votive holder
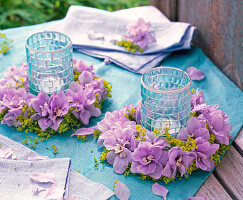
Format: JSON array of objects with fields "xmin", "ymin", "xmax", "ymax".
[
  {"xmin": 141, "ymin": 67, "xmax": 192, "ymax": 135},
  {"xmin": 26, "ymin": 32, "xmax": 74, "ymax": 95}
]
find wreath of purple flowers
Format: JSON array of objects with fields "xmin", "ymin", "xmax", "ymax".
[
  {"xmin": 0, "ymin": 59, "xmax": 112, "ymax": 138},
  {"xmin": 73, "ymin": 90, "xmax": 232, "ymax": 183}
]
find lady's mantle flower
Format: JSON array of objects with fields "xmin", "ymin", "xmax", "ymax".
[
  {"xmin": 104, "ymin": 125, "xmax": 138, "ymax": 174},
  {"xmin": 124, "ymin": 18, "xmax": 156, "ymax": 49},
  {"xmin": 177, "ymin": 116, "xmax": 210, "ymax": 142},
  {"xmin": 131, "ymin": 142, "xmax": 168, "ymax": 179},
  {"xmin": 66, "ymin": 82, "xmax": 101, "ymax": 125},
  {"xmin": 162, "ymin": 147, "xmax": 196, "ymax": 178},
  {"xmin": 31, "ymin": 90, "xmax": 70, "ymax": 131},
  {"xmin": 194, "ymin": 137, "xmax": 219, "ymax": 171}
]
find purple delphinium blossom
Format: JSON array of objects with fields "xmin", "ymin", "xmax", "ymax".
[
  {"xmin": 66, "ymin": 82, "xmax": 101, "ymax": 126},
  {"xmin": 191, "ymin": 90, "xmax": 205, "ymax": 110},
  {"xmin": 131, "ymin": 141, "xmax": 168, "ymax": 179},
  {"xmin": 124, "ymin": 18, "xmax": 156, "ymax": 49},
  {"xmin": 0, "ymin": 87, "xmax": 30, "ymax": 113},
  {"xmin": 47, "ymin": 90, "xmax": 70, "ymax": 130},
  {"xmin": 31, "ymin": 90, "xmax": 70, "ymax": 131},
  {"xmin": 78, "ymin": 71, "xmax": 93, "ymax": 86},
  {"xmin": 103, "ymin": 125, "xmax": 138, "ymax": 174},
  {"xmin": 186, "ymin": 66, "xmax": 205, "ymax": 81},
  {"xmin": 192, "ymin": 104, "xmax": 218, "ymax": 116},
  {"xmin": 177, "ymin": 116, "xmax": 210, "ymax": 142},
  {"xmin": 73, "ymin": 59, "xmax": 94, "ymax": 73},
  {"xmin": 199, "ymin": 110, "xmax": 232, "ymax": 145},
  {"xmin": 86, "ymin": 78, "xmax": 107, "ymax": 100},
  {"xmin": 145, "ymin": 130, "xmax": 170, "ymax": 149},
  {"xmin": 193, "ymin": 137, "xmax": 219, "ymax": 171},
  {"xmin": 97, "ymin": 109, "xmax": 136, "ymax": 146},
  {"xmin": 1, "ymin": 109, "xmax": 22, "ymax": 127},
  {"xmin": 162, "ymin": 147, "xmax": 196, "ymax": 178},
  {"xmin": 1, "ymin": 63, "xmax": 28, "ymax": 89}
]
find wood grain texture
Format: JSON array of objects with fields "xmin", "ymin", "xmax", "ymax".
[
  {"xmin": 177, "ymin": 0, "xmax": 243, "ymax": 90},
  {"xmin": 150, "ymin": 0, "xmax": 243, "ymax": 90},
  {"xmin": 149, "ymin": 0, "xmax": 177, "ymax": 21},
  {"xmin": 233, "ymin": 127, "xmax": 243, "ymax": 155},
  {"xmin": 195, "ymin": 174, "xmax": 232, "ymax": 200},
  {"xmin": 214, "ymin": 145, "xmax": 243, "ymax": 200}
]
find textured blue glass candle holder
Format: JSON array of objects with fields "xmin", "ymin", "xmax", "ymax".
[
  {"xmin": 141, "ymin": 67, "xmax": 192, "ymax": 135},
  {"xmin": 26, "ymin": 32, "xmax": 73, "ymax": 95}
]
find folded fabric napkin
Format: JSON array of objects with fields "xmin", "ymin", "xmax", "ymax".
[
  {"xmin": 0, "ymin": 134, "xmax": 114, "ymax": 200},
  {"xmin": 45, "ymin": 5, "xmax": 195, "ymax": 73}
]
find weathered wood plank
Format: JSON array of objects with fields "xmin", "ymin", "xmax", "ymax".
[
  {"xmin": 195, "ymin": 174, "xmax": 232, "ymax": 200},
  {"xmin": 149, "ymin": 0, "xmax": 177, "ymax": 21},
  {"xmin": 233, "ymin": 127, "xmax": 243, "ymax": 156},
  {"xmin": 214, "ymin": 145, "xmax": 243, "ymax": 199},
  {"xmin": 176, "ymin": 0, "xmax": 243, "ymax": 90}
]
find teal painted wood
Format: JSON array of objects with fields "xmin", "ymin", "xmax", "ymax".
[
  {"xmin": 150, "ymin": 0, "xmax": 243, "ymax": 90},
  {"xmin": 177, "ymin": 0, "xmax": 243, "ymax": 90}
]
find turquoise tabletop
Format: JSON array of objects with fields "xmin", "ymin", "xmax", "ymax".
[{"xmin": 1, "ymin": 22, "xmax": 243, "ymax": 200}]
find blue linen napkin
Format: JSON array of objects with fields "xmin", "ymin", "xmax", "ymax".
[
  {"xmin": 45, "ymin": 5, "xmax": 195, "ymax": 73},
  {"xmin": 0, "ymin": 134, "xmax": 114, "ymax": 200}
]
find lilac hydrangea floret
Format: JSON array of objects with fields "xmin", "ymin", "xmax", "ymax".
[
  {"xmin": 66, "ymin": 82, "xmax": 101, "ymax": 126},
  {"xmin": 193, "ymin": 137, "xmax": 219, "ymax": 171},
  {"xmin": 124, "ymin": 18, "xmax": 156, "ymax": 49},
  {"xmin": 104, "ymin": 125, "xmax": 139, "ymax": 174},
  {"xmin": 131, "ymin": 141, "xmax": 168, "ymax": 179},
  {"xmin": 162, "ymin": 147, "xmax": 196, "ymax": 178},
  {"xmin": 31, "ymin": 90, "xmax": 70, "ymax": 131},
  {"xmin": 177, "ymin": 116, "xmax": 210, "ymax": 142}
]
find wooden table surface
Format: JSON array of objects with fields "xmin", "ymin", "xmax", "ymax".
[{"xmin": 195, "ymin": 127, "xmax": 243, "ymax": 199}]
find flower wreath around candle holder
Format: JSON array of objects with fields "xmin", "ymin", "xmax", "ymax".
[
  {"xmin": 73, "ymin": 67, "xmax": 232, "ymax": 183},
  {"xmin": 0, "ymin": 32, "xmax": 112, "ymax": 139}
]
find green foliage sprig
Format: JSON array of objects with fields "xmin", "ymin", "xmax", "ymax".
[{"xmin": 0, "ymin": 0, "xmax": 149, "ymax": 29}]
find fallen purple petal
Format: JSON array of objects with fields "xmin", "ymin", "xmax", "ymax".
[
  {"xmin": 28, "ymin": 155, "xmax": 49, "ymax": 161},
  {"xmin": 186, "ymin": 66, "xmax": 205, "ymax": 81},
  {"xmin": 114, "ymin": 181, "xmax": 130, "ymax": 200},
  {"xmin": 30, "ymin": 173, "xmax": 56, "ymax": 184},
  {"xmin": 152, "ymin": 183, "xmax": 168, "ymax": 200},
  {"xmin": 71, "ymin": 126, "xmax": 97, "ymax": 137}
]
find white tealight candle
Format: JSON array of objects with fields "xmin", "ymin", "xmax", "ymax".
[
  {"xmin": 39, "ymin": 75, "xmax": 64, "ymax": 94},
  {"xmin": 153, "ymin": 117, "xmax": 181, "ymax": 135}
]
